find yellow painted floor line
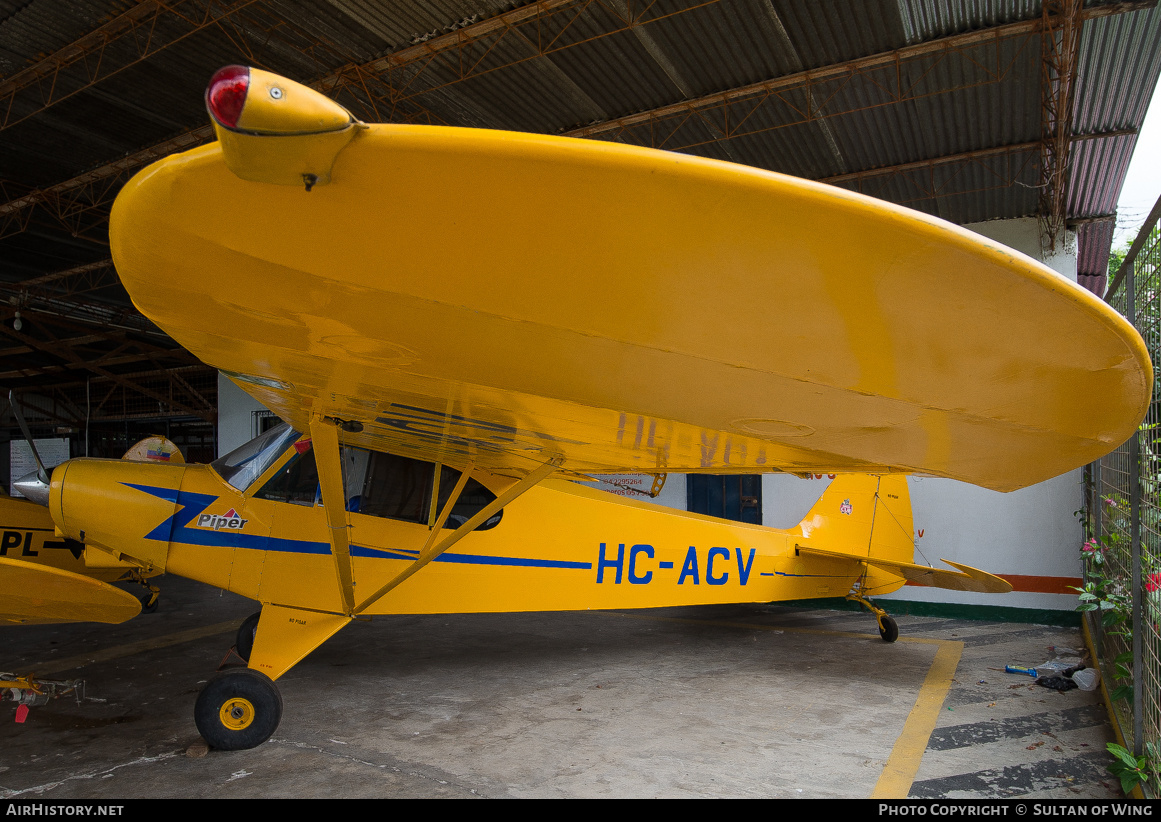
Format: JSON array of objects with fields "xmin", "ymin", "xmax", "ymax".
[
  {"xmin": 607, "ymin": 607, "xmax": 961, "ymax": 799},
  {"xmin": 871, "ymin": 638, "xmax": 964, "ymax": 799},
  {"xmin": 27, "ymin": 619, "xmax": 244, "ymax": 677}
]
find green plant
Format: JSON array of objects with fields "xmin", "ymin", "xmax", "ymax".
[
  {"xmin": 1107, "ymin": 742, "xmax": 1161, "ymax": 795},
  {"xmin": 1074, "ymin": 533, "xmax": 1160, "ymax": 794},
  {"xmin": 1076, "ymin": 533, "xmax": 1134, "ymax": 702}
]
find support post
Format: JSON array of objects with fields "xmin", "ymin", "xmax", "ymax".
[
  {"xmin": 309, "ymin": 415, "xmax": 356, "ymax": 616},
  {"xmin": 1127, "ymin": 260, "xmax": 1144, "ymax": 757}
]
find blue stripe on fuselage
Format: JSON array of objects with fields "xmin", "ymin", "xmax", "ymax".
[{"xmin": 121, "ymin": 483, "xmax": 591, "ymax": 569}]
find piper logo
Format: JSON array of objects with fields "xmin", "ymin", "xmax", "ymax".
[{"xmin": 197, "ymin": 508, "xmax": 249, "ymax": 530}]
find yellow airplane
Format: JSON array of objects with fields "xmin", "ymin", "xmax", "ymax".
[
  {"xmin": 0, "ymin": 493, "xmax": 143, "ymax": 625},
  {"xmin": 14, "ymin": 66, "xmax": 1153, "ymax": 750},
  {"xmin": 0, "ymin": 436, "xmax": 178, "ymax": 717},
  {"xmin": 1, "ymin": 429, "xmax": 182, "ymax": 626}
]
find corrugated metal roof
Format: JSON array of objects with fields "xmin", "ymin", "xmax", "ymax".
[
  {"xmin": 897, "ymin": 0, "xmax": 1042, "ymax": 41},
  {"xmin": 0, "ymin": 0, "xmax": 1158, "ymax": 380}
]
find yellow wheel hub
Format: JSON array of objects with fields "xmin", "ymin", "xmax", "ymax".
[{"xmin": 219, "ymin": 697, "xmax": 256, "ymax": 731}]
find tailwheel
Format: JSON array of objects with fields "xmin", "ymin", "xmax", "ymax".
[
  {"xmin": 131, "ymin": 571, "xmax": 160, "ymax": 614},
  {"xmin": 138, "ymin": 586, "xmax": 160, "ymax": 614},
  {"xmin": 235, "ymin": 611, "xmax": 261, "ymax": 662},
  {"xmin": 846, "ymin": 590, "xmax": 899, "ymax": 643},
  {"xmin": 877, "ymin": 614, "xmax": 899, "ymax": 643},
  {"xmin": 194, "ymin": 668, "xmax": 282, "ymax": 750}
]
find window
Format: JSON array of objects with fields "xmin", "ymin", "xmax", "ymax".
[
  {"xmin": 253, "ymin": 441, "xmax": 502, "ymax": 530},
  {"xmin": 352, "ymin": 449, "xmax": 502, "ymax": 531},
  {"xmin": 687, "ymin": 475, "xmax": 762, "ymax": 524},
  {"xmin": 212, "ymin": 423, "xmax": 302, "ymax": 492},
  {"xmin": 255, "ymin": 445, "xmax": 319, "ymax": 505}
]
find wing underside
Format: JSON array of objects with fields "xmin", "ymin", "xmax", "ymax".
[
  {"xmin": 0, "ymin": 557, "xmax": 142, "ymax": 625},
  {"xmin": 109, "ymin": 113, "xmax": 1152, "ymax": 491}
]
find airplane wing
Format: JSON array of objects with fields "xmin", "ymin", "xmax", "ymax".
[
  {"xmin": 795, "ymin": 545, "xmax": 1013, "ymax": 594},
  {"xmin": 0, "ymin": 558, "xmax": 142, "ymax": 625},
  {"xmin": 108, "ymin": 67, "xmax": 1151, "ymax": 492}
]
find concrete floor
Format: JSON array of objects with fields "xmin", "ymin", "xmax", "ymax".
[{"xmin": 1, "ymin": 576, "xmax": 1124, "ymax": 799}]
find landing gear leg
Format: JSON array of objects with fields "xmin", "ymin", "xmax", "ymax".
[
  {"xmin": 194, "ymin": 668, "xmax": 283, "ymax": 750},
  {"xmin": 130, "ymin": 571, "xmax": 160, "ymax": 613},
  {"xmin": 137, "ymin": 586, "xmax": 160, "ymax": 614},
  {"xmin": 235, "ymin": 611, "xmax": 261, "ymax": 662},
  {"xmin": 847, "ymin": 590, "xmax": 899, "ymax": 643}
]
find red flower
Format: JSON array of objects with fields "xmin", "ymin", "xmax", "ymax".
[{"xmin": 1146, "ymin": 571, "xmax": 1161, "ymax": 594}]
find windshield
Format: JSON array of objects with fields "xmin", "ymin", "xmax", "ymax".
[{"xmin": 211, "ymin": 423, "xmax": 302, "ymax": 491}]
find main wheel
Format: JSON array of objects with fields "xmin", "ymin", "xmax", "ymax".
[
  {"xmin": 878, "ymin": 614, "xmax": 899, "ymax": 643},
  {"xmin": 194, "ymin": 668, "xmax": 283, "ymax": 750},
  {"xmin": 235, "ymin": 611, "xmax": 261, "ymax": 662}
]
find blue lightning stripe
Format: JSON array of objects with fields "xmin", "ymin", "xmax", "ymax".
[
  {"xmin": 760, "ymin": 570, "xmax": 834, "ymax": 578},
  {"xmin": 122, "ymin": 483, "xmax": 592, "ymax": 570}
]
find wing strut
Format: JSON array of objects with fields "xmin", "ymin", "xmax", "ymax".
[
  {"xmin": 354, "ymin": 456, "xmax": 561, "ymax": 614},
  {"xmin": 309, "ymin": 415, "xmax": 357, "ymax": 615}
]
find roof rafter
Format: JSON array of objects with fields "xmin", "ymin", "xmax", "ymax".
[
  {"xmin": 0, "ymin": 0, "xmax": 261, "ymax": 133},
  {"xmin": 817, "ymin": 128, "xmax": 1133, "ymax": 192},
  {"xmin": 4, "ymin": 0, "xmax": 1149, "ymax": 246},
  {"xmin": 0, "ymin": 315, "xmax": 214, "ymax": 421},
  {"xmin": 0, "ymin": 0, "xmax": 724, "ymax": 232},
  {"xmin": 563, "ymin": 0, "xmax": 1151, "ymax": 149},
  {"xmin": 1039, "ymin": 0, "xmax": 1085, "ymax": 252}
]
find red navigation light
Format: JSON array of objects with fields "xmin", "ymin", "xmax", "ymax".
[{"xmin": 206, "ymin": 65, "xmax": 250, "ymax": 128}]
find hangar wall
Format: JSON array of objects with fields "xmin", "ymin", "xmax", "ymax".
[{"xmin": 217, "ymin": 373, "xmax": 268, "ymax": 456}]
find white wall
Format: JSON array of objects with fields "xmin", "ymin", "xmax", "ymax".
[
  {"xmin": 760, "ymin": 471, "xmax": 1084, "ymax": 611},
  {"xmin": 216, "ymin": 372, "xmax": 269, "ymax": 458},
  {"xmin": 962, "ymin": 216, "xmax": 1078, "ymax": 282}
]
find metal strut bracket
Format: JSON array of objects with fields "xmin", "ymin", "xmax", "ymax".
[
  {"xmin": 846, "ymin": 588, "xmax": 889, "ymax": 631},
  {"xmin": 308, "ymin": 415, "xmax": 357, "ymax": 615}
]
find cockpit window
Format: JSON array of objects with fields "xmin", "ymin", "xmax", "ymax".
[
  {"xmin": 253, "ymin": 441, "xmax": 502, "ymax": 530},
  {"xmin": 211, "ymin": 423, "xmax": 302, "ymax": 491},
  {"xmin": 255, "ymin": 443, "xmax": 319, "ymax": 505},
  {"xmin": 348, "ymin": 448, "xmax": 502, "ymax": 531}
]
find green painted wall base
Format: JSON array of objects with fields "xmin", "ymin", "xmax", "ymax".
[{"xmin": 780, "ymin": 597, "xmax": 1082, "ymax": 627}]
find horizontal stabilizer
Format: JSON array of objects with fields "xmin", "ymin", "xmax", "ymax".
[
  {"xmin": 795, "ymin": 546, "xmax": 1012, "ymax": 594},
  {"xmin": 0, "ymin": 557, "xmax": 143, "ymax": 625}
]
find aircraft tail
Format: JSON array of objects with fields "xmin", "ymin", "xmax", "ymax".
[
  {"xmin": 793, "ymin": 474, "xmax": 914, "ymax": 565},
  {"xmin": 792, "ymin": 474, "xmax": 1010, "ymax": 595}
]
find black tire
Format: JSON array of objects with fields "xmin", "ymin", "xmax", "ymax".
[
  {"xmin": 878, "ymin": 615, "xmax": 899, "ymax": 643},
  {"xmin": 139, "ymin": 593, "xmax": 159, "ymax": 614},
  {"xmin": 235, "ymin": 611, "xmax": 261, "ymax": 662},
  {"xmin": 194, "ymin": 668, "xmax": 283, "ymax": 751}
]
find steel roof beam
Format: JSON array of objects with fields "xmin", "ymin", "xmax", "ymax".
[
  {"xmin": 0, "ymin": 0, "xmax": 721, "ymax": 228},
  {"xmin": 0, "ymin": 0, "xmax": 1151, "ymax": 242},
  {"xmin": 0, "ymin": 318, "xmax": 214, "ymax": 421},
  {"xmin": 564, "ymin": 1, "xmax": 1152, "ymax": 148},
  {"xmin": 6, "ymin": 365, "xmax": 217, "ymax": 425},
  {"xmin": 821, "ymin": 129, "xmax": 1133, "ymax": 209},
  {"xmin": 0, "ymin": 260, "xmax": 120, "ymax": 302},
  {"xmin": 1039, "ymin": 0, "xmax": 1084, "ymax": 254},
  {"xmin": 0, "ymin": 0, "xmax": 261, "ymax": 133}
]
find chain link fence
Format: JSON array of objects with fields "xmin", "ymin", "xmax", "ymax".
[{"xmin": 1091, "ymin": 194, "xmax": 1161, "ymax": 793}]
